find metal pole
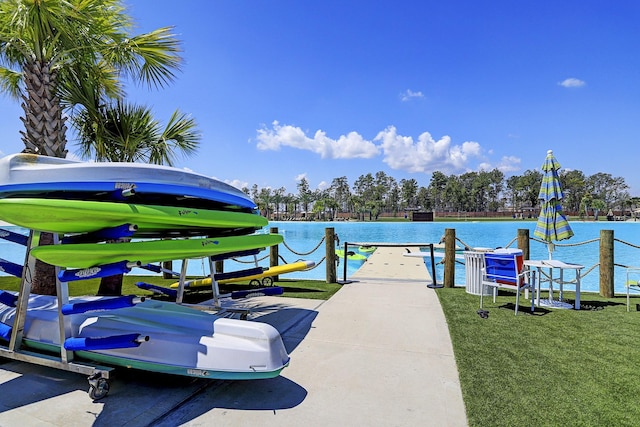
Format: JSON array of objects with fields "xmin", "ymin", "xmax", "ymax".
[
  {"xmin": 270, "ymin": 227, "xmax": 279, "ymax": 281},
  {"xmin": 343, "ymin": 241, "xmax": 348, "ymax": 282},
  {"xmin": 427, "ymin": 243, "xmax": 443, "ymax": 288}
]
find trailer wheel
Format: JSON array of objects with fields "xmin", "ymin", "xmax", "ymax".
[{"xmin": 88, "ymin": 375, "xmax": 110, "ymax": 400}]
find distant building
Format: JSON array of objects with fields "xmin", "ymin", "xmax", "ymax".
[{"xmin": 411, "ymin": 212, "xmax": 434, "ymax": 222}]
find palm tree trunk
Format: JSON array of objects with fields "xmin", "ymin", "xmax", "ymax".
[
  {"xmin": 21, "ymin": 60, "xmax": 68, "ymax": 157},
  {"xmin": 97, "ymin": 238, "xmax": 130, "ymax": 296},
  {"xmin": 97, "ymin": 274, "xmax": 124, "ymax": 296},
  {"xmin": 31, "ymin": 232, "xmax": 57, "ymax": 296},
  {"xmin": 21, "ymin": 60, "xmax": 68, "ymax": 295}
]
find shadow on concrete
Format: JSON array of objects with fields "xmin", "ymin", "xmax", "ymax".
[
  {"xmin": 150, "ymin": 375, "xmax": 308, "ymax": 426},
  {"xmin": 251, "ymin": 307, "xmax": 318, "ymax": 353}
]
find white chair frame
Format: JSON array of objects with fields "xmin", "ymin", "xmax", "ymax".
[{"xmin": 626, "ymin": 267, "xmax": 640, "ymax": 312}]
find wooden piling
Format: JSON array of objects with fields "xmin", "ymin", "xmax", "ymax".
[
  {"xmin": 600, "ymin": 229, "xmax": 614, "ymax": 298},
  {"xmin": 518, "ymin": 229, "xmax": 530, "ymax": 260},
  {"xmin": 326, "ymin": 227, "xmax": 337, "ymax": 283},
  {"xmin": 444, "ymin": 228, "xmax": 455, "ymax": 288}
]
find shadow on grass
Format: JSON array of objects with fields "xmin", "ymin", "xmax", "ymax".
[
  {"xmin": 575, "ymin": 299, "xmax": 626, "ymax": 311},
  {"xmin": 492, "ymin": 302, "xmax": 553, "ymax": 316},
  {"xmin": 487, "ymin": 299, "xmax": 626, "ymax": 314}
]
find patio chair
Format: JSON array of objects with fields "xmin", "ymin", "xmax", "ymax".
[
  {"xmin": 625, "ymin": 267, "xmax": 640, "ymax": 312},
  {"xmin": 479, "ymin": 251, "xmax": 534, "ymax": 315}
]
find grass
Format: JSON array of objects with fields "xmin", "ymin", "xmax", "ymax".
[
  {"xmin": 436, "ymin": 287, "xmax": 640, "ymax": 426},
  {"xmin": 0, "ymin": 276, "xmax": 342, "ymax": 301}
]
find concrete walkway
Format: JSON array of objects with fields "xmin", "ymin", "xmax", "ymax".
[{"xmin": 0, "ymin": 247, "xmax": 467, "ymax": 426}]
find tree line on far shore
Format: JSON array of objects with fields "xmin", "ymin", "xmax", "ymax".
[{"xmin": 245, "ymin": 168, "xmax": 639, "ymax": 221}]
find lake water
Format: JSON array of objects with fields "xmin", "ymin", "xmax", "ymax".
[
  {"xmin": 263, "ymin": 220, "xmax": 640, "ymax": 294},
  {"xmin": 2, "ymin": 220, "xmax": 639, "ymax": 294}
]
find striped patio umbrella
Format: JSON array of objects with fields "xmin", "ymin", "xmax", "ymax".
[{"xmin": 533, "ymin": 150, "xmax": 574, "ymax": 258}]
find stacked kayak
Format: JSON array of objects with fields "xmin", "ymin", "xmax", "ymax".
[
  {"xmin": 0, "ymin": 153, "xmax": 265, "ymax": 238},
  {"xmin": 0, "ymin": 153, "xmax": 257, "ymax": 211},
  {"xmin": 0, "ymin": 153, "xmax": 290, "ymax": 394}
]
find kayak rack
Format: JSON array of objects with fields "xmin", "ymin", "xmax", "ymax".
[
  {"xmin": 0, "ymin": 227, "xmax": 273, "ymax": 397},
  {"xmin": 173, "ymin": 252, "xmax": 255, "ymax": 319},
  {"xmin": 0, "ymin": 230, "xmax": 115, "ymax": 400}
]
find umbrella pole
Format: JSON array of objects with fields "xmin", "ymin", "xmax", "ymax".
[
  {"xmin": 548, "ymin": 268, "xmax": 554, "ymax": 303},
  {"xmin": 547, "ymin": 243, "xmax": 554, "ymax": 302}
]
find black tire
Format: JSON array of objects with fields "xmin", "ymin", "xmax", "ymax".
[{"xmin": 89, "ymin": 378, "xmax": 110, "ymax": 400}]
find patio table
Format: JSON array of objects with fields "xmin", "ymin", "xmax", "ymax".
[{"xmin": 524, "ymin": 259, "xmax": 584, "ymax": 310}]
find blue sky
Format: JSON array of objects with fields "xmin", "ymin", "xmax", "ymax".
[{"xmin": 1, "ymin": 0, "xmax": 639, "ymax": 196}]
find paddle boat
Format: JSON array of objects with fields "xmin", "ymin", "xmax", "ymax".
[{"xmin": 0, "ymin": 292, "xmax": 289, "ymax": 396}]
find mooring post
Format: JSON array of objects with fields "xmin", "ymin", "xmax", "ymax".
[
  {"xmin": 162, "ymin": 261, "xmax": 173, "ymax": 279},
  {"xmin": 600, "ymin": 229, "xmax": 614, "ymax": 298},
  {"xmin": 214, "ymin": 259, "xmax": 223, "ymax": 276},
  {"xmin": 444, "ymin": 228, "xmax": 455, "ymax": 288},
  {"xmin": 517, "ymin": 229, "xmax": 530, "ymax": 260},
  {"xmin": 270, "ymin": 227, "xmax": 279, "ymax": 282},
  {"xmin": 325, "ymin": 227, "xmax": 337, "ymax": 283}
]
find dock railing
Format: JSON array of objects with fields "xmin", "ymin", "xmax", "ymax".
[
  {"xmin": 226, "ymin": 226, "xmax": 640, "ymax": 297},
  {"xmin": 440, "ymin": 227, "xmax": 639, "ymax": 298}
]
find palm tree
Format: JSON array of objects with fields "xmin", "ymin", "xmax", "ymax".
[
  {"xmin": 73, "ymin": 102, "xmax": 201, "ymax": 296},
  {"xmin": 0, "ymin": 0, "xmax": 182, "ymax": 294},
  {"xmin": 74, "ymin": 101, "xmax": 200, "ymax": 165},
  {"xmin": 0, "ymin": 0, "xmax": 181, "ymax": 156}
]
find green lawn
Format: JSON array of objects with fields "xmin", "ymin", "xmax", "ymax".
[
  {"xmin": 437, "ymin": 287, "xmax": 640, "ymax": 426},
  {"xmin": 0, "ymin": 276, "xmax": 341, "ymax": 301}
]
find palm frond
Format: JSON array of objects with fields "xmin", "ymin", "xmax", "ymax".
[
  {"xmin": 0, "ymin": 66, "xmax": 22, "ymax": 99},
  {"xmin": 103, "ymin": 26, "xmax": 182, "ymax": 89}
]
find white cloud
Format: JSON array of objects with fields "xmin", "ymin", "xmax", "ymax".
[
  {"xmin": 400, "ymin": 89, "xmax": 424, "ymax": 101},
  {"xmin": 256, "ymin": 121, "xmax": 380, "ymax": 159},
  {"xmin": 498, "ymin": 156, "xmax": 522, "ymax": 173},
  {"xmin": 317, "ymin": 181, "xmax": 329, "ymax": 190},
  {"xmin": 374, "ymin": 126, "xmax": 482, "ymax": 173},
  {"xmin": 558, "ymin": 78, "xmax": 586, "ymax": 88},
  {"xmin": 225, "ymin": 179, "xmax": 249, "ymax": 190},
  {"xmin": 295, "ymin": 173, "xmax": 307, "ymax": 182},
  {"xmin": 478, "ymin": 156, "xmax": 521, "ymax": 174},
  {"xmin": 255, "ymin": 122, "xmax": 519, "ymax": 176}
]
